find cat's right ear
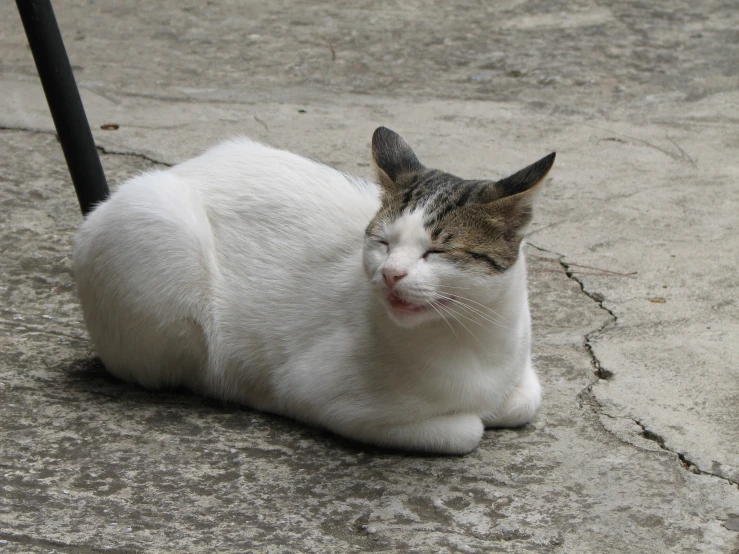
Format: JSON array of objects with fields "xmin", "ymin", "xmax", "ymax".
[{"xmin": 372, "ymin": 127, "xmax": 425, "ymax": 190}]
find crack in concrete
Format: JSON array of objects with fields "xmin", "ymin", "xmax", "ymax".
[
  {"xmin": 95, "ymin": 144, "xmax": 171, "ymax": 168},
  {"xmin": 632, "ymin": 418, "xmax": 738, "ymax": 487},
  {"xmin": 0, "ymin": 124, "xmax": 171, "ymax": 167},
  {"xmin": 558, "ymin": 258, "xmax": 616, "ymax": 381},
  {"xmin": 527, "ymin": 242, "xmax": 739, "ymax": 490},
  {"xmin": 527, "ymin": 242, "xmax": 616, "ymax": 380}
]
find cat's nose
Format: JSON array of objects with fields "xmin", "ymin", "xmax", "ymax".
[{"xmin": 383, "ymin": 268, "xmax": 407, "ymax": 289}]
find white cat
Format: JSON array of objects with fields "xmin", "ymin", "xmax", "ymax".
[{"xmin": 73, "ymin": 127, "xmax": 555, "ymax": 454}]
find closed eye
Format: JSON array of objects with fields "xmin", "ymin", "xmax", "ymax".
[
  {"xmin": 422, "ymin": 249, "xmax": 445, "ymax": 260},
  {"xmin": 465, "ymin": 251, "xmax": 507, "ymax": 272}
]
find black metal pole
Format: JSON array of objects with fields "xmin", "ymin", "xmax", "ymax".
[{"xmin": 16, "ymin": 0, "xmax": 109, "ymax": 216}]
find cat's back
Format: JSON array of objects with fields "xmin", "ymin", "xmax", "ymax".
[{"xmin": 171, "ymin": 137, "xmax": 381, "ymax": 239}]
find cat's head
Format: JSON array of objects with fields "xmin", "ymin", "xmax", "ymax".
[{"xmin": 363, "ymin": 127, "xmax": 555, "ymax": 328}]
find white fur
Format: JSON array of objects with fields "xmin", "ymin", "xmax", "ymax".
[{"xmin": 73, "ymin": 138, "xmax": 541, "ymax": 454}]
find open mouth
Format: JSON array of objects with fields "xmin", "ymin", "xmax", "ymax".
[
  {"xmin": 387, "ymin": 293, "xmax": 427, "ymax": 312},
  {"xmin": 386, "ymin": 293, "xmax": 455, "ymax": 313}
]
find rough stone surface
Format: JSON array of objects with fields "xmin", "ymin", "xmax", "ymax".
[{"xmin": 1, "ymin": 1, "xmax": 738, "ymax": 552}]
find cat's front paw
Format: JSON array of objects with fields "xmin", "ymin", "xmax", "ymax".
[
  {"xmin": 340, "ymin": 413, "xmax": 484, "ymax": 454},
  {"xmin": 426, "ymin": 413, "xmax": 485, "ymax": 454},
  {"xmin": 482, "ymin": 372, "xmax": 541, "ymax": 428}
]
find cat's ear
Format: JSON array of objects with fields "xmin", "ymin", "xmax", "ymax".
[
  {"xmin": 494, "ymin": 152, "xmax": 556, "ymax": 199},
  {"xmin": 484, "ymin": 152, "xmax": 556, "ymax": 235},
  {"xmin": 372, "ymin": 127, "xmax": 425, "ymax": 189}
]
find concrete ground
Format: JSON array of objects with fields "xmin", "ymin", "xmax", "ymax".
[{"xmin": 1, "ymin": 0, "xmax": 738, "ymax": 552}]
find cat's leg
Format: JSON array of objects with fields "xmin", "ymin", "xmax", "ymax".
[
  {"xmin": 74, "ymin": 173, "xmax": 214, "ymax": 391},
  {"xmin": 482, "ymin": 361, "xmax": 541, "ymax": 428},
  {"xmin": 335, "ymin": 413, "xmax": 484, "ymax": 455}
]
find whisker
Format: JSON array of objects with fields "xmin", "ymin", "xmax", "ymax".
[
  {"xmin": 433, "ymin": 293, "xmax": 510, "ymax": 330},
  {"xmin": 448, "ymin": 299, "xmax": 509, "ymax": 329},
  {"xmin": 436, "ymin": 289, "xmax": 509, "ymax": 318},
  {"xmin": 434, "ymin": 300, "xmax": 490, "ymax": 328},
  {"xmin": 430, "ymin": 284, "xmax": 476, "ymax": 290},
  {"xmin": 428, "ymin": 302, "xmax": 457, "ymax": 339},
  {"xmin": 435, "ymin": 302, "xmax": 489, "ymax": 352},
  {"xmin": 435, "ymin": 289, "xmax": 511, "ymax": 324}
]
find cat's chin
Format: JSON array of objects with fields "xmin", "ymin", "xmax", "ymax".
[{"xmin": 386, "ymin": 308, "xmax": 441, "ymax": 328}]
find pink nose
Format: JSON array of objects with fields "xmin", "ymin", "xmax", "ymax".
[{"xmin": 383, "ymin": 268, "xmax": 407, "ymax": 288}]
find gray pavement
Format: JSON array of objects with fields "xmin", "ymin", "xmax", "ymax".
[{"xmin": 1, "ymin": 1, "xmax": 738, "ymax": 552}]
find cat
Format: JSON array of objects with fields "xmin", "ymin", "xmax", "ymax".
[{"xmin": 72, "ymin": 127, "xmax": 555, "ymax": 454}]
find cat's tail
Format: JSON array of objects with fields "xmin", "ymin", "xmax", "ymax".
[{"xmin": 73, "ymin": 170, "xmax": 216, "ymax": 391}]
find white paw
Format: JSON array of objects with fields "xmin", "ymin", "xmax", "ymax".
[
  {"xmin": 338, "ymin": 413, "xmax": 484, "ymax": 455},
  {"xmin": 482, "ymin": 374, "xmax": 541, "ymax": 428},
  {"xmin": 437, "ymin": 413, "xmax": 485, "ymax": 454}
]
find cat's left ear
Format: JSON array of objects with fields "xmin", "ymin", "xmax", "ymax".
[
  {"xmin": 494, "ymin": 152, "xmax": 556, "ymax": 199},
  {"xmin": 372, "ymin": 127, "xmax": 425, "ymax": 190},
  {"xmin": 484, "ymin": 152, "xmax": 556, "ymax": 234}
]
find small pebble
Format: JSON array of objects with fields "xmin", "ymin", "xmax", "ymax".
[{"xmin": 723, "ymin": 517, "xmax": 739, "ymax": 532}]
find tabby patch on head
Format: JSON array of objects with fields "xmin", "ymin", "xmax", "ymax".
[{"xmin": 367, "ymin": 126, "xmax": 555, "ymax": 274}]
